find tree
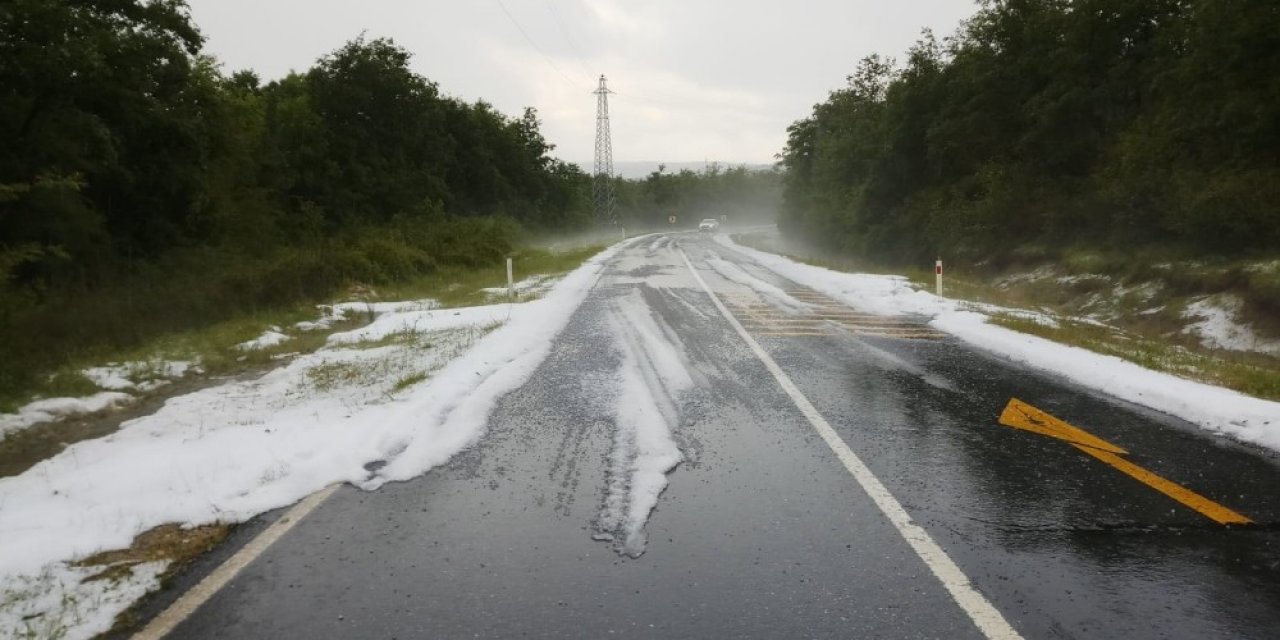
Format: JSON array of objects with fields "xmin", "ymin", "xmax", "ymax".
[
  {"xmin": 778, "ymin": 0, "xmax": 1280, "ymax": 263},
  {"xmin": 1, "ymin": 0, "xmax": 208, "ymax": 282},
  {"xmin": 303, "ymin": 36, "xmax": 452, "ymax": 224}
]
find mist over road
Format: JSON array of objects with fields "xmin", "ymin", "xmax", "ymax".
[{"xmin": 145, "ymin": 233, "xmax": 1280, "ymax": 639}]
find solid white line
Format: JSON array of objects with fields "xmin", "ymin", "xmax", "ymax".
[
  {"xmin": 132, "ymin": 485, "xmax": 341, "ymax": 640},
  {"xmin": 679, "ymin": 248, "xmax": 1022, "ymax": 640}
]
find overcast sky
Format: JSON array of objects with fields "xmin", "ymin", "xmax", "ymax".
[{"xmin": 186, "ymin": 0, "xmax": 978, "ymax": 168}]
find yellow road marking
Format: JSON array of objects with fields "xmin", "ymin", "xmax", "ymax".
[
  {"xmin": 1071, "ymin": 444, "xmax": 1253, "ymax": 526},
  {"xmin": 839, "ymin": 321, "xmax": 937, "ymax": 328},
  {"xmin": 997, "ymin": 398, "xmax": 1252, "ymax": 526},
  {"xmin": 731, "ymin": 289, "xmax": 945, "ymax": 341},
  {"xmin": 835, "ymin": 324, "xmax": 947, "ymax": 338},
  {"xmin": 998, "ymin": 398, "xmax": 1127, "ymax": 453},
  {"xmin": 845, "ymin": 325, "xmax": 942, "ymax": 332},
  {"xmin": 855, "ymin": 332, "xmax": 946, "ymax": 339}
]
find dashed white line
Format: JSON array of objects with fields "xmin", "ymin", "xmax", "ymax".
[{"xmin": 679, "ymin": 247, "xmax": 1022, "ymax": 640}]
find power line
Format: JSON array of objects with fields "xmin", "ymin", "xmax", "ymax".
[
  {"xmin": 493, "ymin": 0, "xmax": 589, "ymax": 88},
  {"xmin": 543, "ymin": 0, "xmax": 595, "ymax": 81}
]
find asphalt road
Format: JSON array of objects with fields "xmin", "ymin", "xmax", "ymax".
[{"xmin": 139, "ymin": 233, "xmax": 1280, "ymax": 639}]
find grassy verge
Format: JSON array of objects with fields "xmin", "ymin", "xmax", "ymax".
[
  {"xmin": 990, "ymin": 314, "xmax": 1280, "ymax": 400},
  {"xmin": 0, "ymin": 241, "xmax": 606, "ymax": 479},
  {"xmin": 733, "ymin": 230, "xmax": 1280, "ymax": 401},
  {"xmin": 0, "ymin": 237, "xmax": 605, "ymax": 414},
  {"xmin": 375, "ymin": 244, "xmax": 604, "ymax": 307},
  {"xmin": 0, "ymin": 303, "xmax": 362, "ymax": 412},
  {"xmin": 0, "ymin": 216, "xmax": 524, "ymax": 411}
]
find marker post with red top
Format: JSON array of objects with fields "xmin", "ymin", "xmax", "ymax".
[{"xmin": 935, "ymin": 258, "xmax": 943, "ymax": 296}]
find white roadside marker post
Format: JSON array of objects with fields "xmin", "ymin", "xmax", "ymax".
[
  {"xmin": 507, "ymin": 257, "xmax": 515, "ymax": 300},
  {"xmin": 935, "ymin": 258, "xmax": 944, "ymax": 297}
]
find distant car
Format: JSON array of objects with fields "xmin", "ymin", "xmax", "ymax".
[{"xmin": 698, "ymin": 218, "xmax": 719, "ymax": 232}]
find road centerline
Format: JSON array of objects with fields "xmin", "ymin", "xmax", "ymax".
[{"xmin": 678, "ymin": 246, "xmax": 1023, "ymax": 640}]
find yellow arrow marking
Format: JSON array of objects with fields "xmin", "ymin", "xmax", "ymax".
[
  {"xmin": 999, "ymin": 398, "xmax": 1128, "ymax": 454},
  {"xmin": 998, "ymin": 398, "xmax": 1253, "ymax": 526},
  {"xmin": 1070, "ymin": 444, "xmax": 1252, "ymax": 526}
]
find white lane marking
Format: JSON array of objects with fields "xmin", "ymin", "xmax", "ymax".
[
  {"xmin": 679, "ymin": 248, "xmax": 1022, "ymax": 640},
  {"xmin": 132, "ymin": 485, "xmax": 341, "ymax": 640}
]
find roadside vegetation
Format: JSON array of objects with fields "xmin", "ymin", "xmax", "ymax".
[
  {"xmin": 0, "ymin": 2, "xmax": 605, "ymax": 412},
  {"xmin": 776, "ymin": 0, "xmax": 1278, "ymax": 274},
  {"xmin": 735, "ymin": 230, "xmax": 1280, "ymax": 401},
  {"xmin": 377, "ymin": 244, "xmax": 605, "ymax": 308},
  {"xmin": 988, "ymin": 313, "xmax": 1280, "ymax": 401},
  {"xmin": 0, "ymin": 240, "xmax": 599, "ymax": 474},
  {"xmin": 767, "ymin": 0, "xmax": 1279, "ymax": 398}
]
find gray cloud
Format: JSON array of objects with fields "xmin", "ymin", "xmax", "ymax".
[{"xmin": 186, "ymin": 0, "xmax": 977, "ymax": 166}]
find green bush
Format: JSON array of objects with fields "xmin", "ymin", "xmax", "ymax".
[{"xmin": 1246, "ymin": 265, "xmax": 1280, "ymax": 314}]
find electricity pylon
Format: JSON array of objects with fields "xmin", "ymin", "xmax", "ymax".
[{"xmin": 593, "ymin": 75, "xmax": 616, "ymax": 225}]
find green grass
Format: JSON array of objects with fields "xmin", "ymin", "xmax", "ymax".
[
  {"xmin": 131, "ymin": 307, "xmax": 356, "ymax": 375},
  {"xmin": 41, "ymin": 372, "xmax": 101, "ymax": 401},
  {"xmin": 308, "ymin": 323, "xmax": 503, "ymax": 395},
  {"xmin": 0, "ymin": 299, "xmax": 342, "ymax": 413},
  {"xmin": 0, "ymin": 215, "xmax": 525, "ymax": 409},
  {"xmin": 0, "ymin": 242, "xmax": 604, "ymax": 414},
  {"xmin": 343, "ymin": 329, "xmax": 431, "ymax": 351},
  {"xmin": 306, "ymin": 361, "xmax": 370, "ymax": 392},
  {"xmin": 390, "ymin": 371, "xmax": 428, "ymax": 393},
  {"xmin": 375, "ymin": 244, "xmax": 604, "ymax": 308},
  {"xmin": 990, "ymin": 313, "xmax": 1280, "ymax": 401}
]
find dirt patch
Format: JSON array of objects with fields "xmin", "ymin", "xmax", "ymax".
[
  {"xmin": 76, "ymin": 523, "xmax": 233, "ymax": 578},
  {"xmin": 71, "ymin": 522, "xmax": 234, "ymax": 635}
]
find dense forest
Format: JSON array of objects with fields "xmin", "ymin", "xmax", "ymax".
[
  {"xmin": 779, "ymin": 0, "xmax": 1279, "ymax": 266},
  {"xmin": 0, "ymin": 0, "xmax": 601, "ymax": 395}
]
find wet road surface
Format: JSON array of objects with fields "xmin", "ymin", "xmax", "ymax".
[{"xmin": 145, "ymin": 233, "xmax": 1280, "ymax": 639}]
